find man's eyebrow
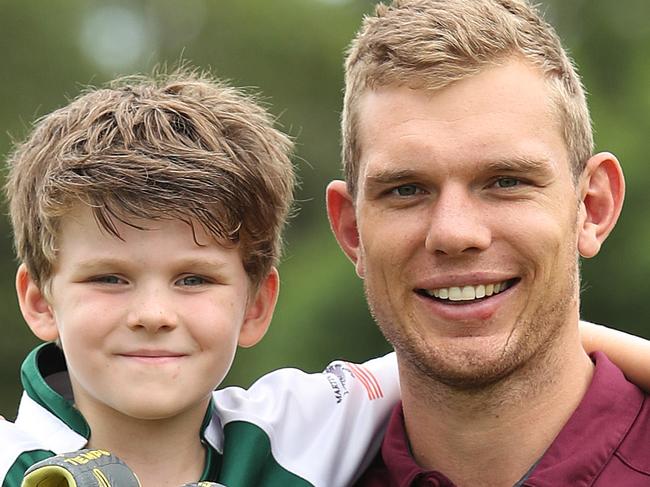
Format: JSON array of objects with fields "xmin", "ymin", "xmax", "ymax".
[
  {"xmin": 362, "ymin": 156, "xmax": 554, "ymax": 191},
  {"xmin": 365, "ymin": 168, "xmax": 424, "ymax": 186},
  {"xmin": 483, "ymin": 156, "xmax": 553, "ymax": 173},
  {"xmin": 365, "ymin": 157, "xmax": 550, "ymax": 178}
]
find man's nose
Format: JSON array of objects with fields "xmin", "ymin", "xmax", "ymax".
[
  {"xmin": 127, "ymin": 284, "xmax": 178, "ymax": 332},
  {"xmin": 424, "ymin": 186, "xmax": 492, "ymax": 256}
]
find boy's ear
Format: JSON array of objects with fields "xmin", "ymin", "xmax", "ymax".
[
  {"xmin": 16, "ymin": 264, "xmax": 59, "ymax": 341},
  {"xmin": 326, "ymin": 180, "xmax": 365, "ymax": 278},
  {"xmin": 577, "ymin": 152, "xmax": 625, "ymax": 258},
  {"xmin": 238, "ymin": 267, "xmax": 280, "ymax": 348}
]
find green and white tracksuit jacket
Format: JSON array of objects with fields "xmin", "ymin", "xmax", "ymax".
[{"xmin": 0, "ymin": 343, "xmax": 399, "ymax": 487}]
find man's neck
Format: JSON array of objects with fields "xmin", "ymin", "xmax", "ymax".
[{"xmin": 399, "ymin": 327, "xmax": 594, "ymax": 487}]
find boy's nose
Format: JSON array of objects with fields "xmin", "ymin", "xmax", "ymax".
[{"xmin": 127, "ymin": 287, "xmax": 178, "ymax": 332}]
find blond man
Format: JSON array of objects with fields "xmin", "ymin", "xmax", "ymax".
[{"xmin": 327, "ymin": 0, "xmax": 650, "ymax": 485}]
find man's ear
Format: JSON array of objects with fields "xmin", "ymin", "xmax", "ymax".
[
  {"xmin": 16, "ymin": 264, "xmax": 59, "ymax": 341},
  {"xmin": 577, "ymin": 152, "xmax": 625, "ymax": 258},
  {"xmin": 326, "ymin": 180, "xmax": 365, "ymax": 278},
  {"xmin": 238, "ymin": 267, "xmax": 280, "ymax": 348}
]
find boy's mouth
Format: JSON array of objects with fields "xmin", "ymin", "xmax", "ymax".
[
  {"xmin": 122, "ymin": 349, "xmax": 184, "ymax": 357},
  {"xmin": 416, "ymin": 278, "xmax": 519, "ymax": 304},
  {"xmin": 118, "ymin": 349, "xmax": 188, "ymax": 362}
]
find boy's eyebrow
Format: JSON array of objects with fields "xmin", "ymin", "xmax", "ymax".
[
  {"xmin": 73, "ymin": 257, "xmax": 230, "ymax": 272},
  {"xmin": 171, "ymin": 258, "xmax": 230, "ymax": 272},
  {"xmin": 73, "ymin": 257, "xmax": 130, "ymax": 270}
]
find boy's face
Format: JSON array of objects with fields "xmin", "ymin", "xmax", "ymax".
[{"xmin": 18, "ymin": 206, "xmax": 277, "ymax": 422}]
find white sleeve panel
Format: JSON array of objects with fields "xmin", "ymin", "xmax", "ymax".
[
  {"xmin": 1, "ymin": 393, "xmax": 88, "ymax": 481},
  {"xmin": 14, "ymin": 392, "xmax": 86, "ymax": 453},
  {"xmin": 1, "ymin": 393, "xmax": 87, "ymax": 481},
  {"xmin": 0, "ymin": 421, "xmax": 41, "ymax": 481},
  {"xmin": 213, "ymin": 352, "xmax": 399, "ymax": 487}
]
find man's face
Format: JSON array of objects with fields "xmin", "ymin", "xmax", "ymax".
[{"xmin": 349, "ymin": 60, "xmax": 583, "ymax": 387}]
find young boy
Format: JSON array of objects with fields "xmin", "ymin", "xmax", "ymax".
[
  {"xmin": 2, "ymin": 69, "xmax": 650, "ymax": 487},
  {"xmin": 0, "ymin": 70, "xmax": 400, "ymax": 487}
]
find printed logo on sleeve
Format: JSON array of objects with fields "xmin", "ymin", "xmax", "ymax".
[
  {"xmin": 324, "ymin": 362, "xmax": 383, "ymax": 403},
  {"xmin": 324, "ymin": 363, "xmax": 350, "ymax": 404}
]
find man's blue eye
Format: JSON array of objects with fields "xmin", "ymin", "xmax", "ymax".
[
  {"xmin": 393, "ymin": 184, "xmax": 419, "ymax": 196},
  {"xmin": 179, "ymin": 276, "xmax": 205, "ymax": 286},
  {"xmin": 495, "ymin": 178, "xmax": 520, "ymax": 188}
]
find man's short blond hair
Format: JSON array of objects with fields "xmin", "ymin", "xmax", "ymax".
[
  {"xmin": 342, "ymin": 0, "xmax": 593, "ymax": 196},
  {"xmin": 5, "ymin": 69, "xmax": 294, "ymax": 289}
]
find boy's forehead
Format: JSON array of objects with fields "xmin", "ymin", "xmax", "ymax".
[
  {"xmin": 49, "ymin": 205, "xmax": 251, "ymax": 288},
  {"xmin": 57, "ymin": 205, "xmax": 233, "ymax": 252}
]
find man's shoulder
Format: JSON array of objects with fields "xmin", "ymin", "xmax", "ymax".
[
  {"xmin": 587, "ymin": 352, "xmax": 650, "ymax": 475},
  {"xmin": 534, "ymin": 352, "xmax": 650, "ymax": 485},
  {"xmin": 585, "ymin": 395, "xmax": 650, "ymax": 485},
  {"xmin": 610, "ymin": 389, "xmax": 650, "ymax": 478}
]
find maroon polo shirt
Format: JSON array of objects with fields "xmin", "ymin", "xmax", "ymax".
[{"xmin": 356, "ymin": 352, "xmax": 650, "ymax": 486}]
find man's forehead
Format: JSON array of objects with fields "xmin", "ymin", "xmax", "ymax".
[
  {"xmin": 356, "ymin": 59, "xmax": 556, "ymax": 120},
  {"xmin": 354, "ymin": 60, "xmax": 567, "ymax": 179}
]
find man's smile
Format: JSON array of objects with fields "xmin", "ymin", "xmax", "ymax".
[{"xmin": 417, "ymin": 278, "xmax": 520, "ymax": 303}]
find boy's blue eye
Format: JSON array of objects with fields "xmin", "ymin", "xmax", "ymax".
[
  {"xmin": 95, "ymin": 275, "xmax": 122, "ymax": 284},
  {"xmin": 392, "ymin": 184, "xmax": 419, "ymax": 196},
  {"xmin": 178, "ymin": 276, "xmax": 206, "ymax": 286}
]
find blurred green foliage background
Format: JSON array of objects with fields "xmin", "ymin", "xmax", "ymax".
[{"xmin": 0, "ymin": 0, "xmax": 649, "ymax": 417}]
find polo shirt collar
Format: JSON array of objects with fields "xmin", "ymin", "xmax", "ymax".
[
  {"xmin": 379, "ymin": 352, "xmax": 643, "ymax": 487},
  {"xmin": 522, "ymin": 351, "xmax": 644, "ymax": 486},
  {"xmin": 381, "ymin": 405, "xmax": 455, "ymax": 486},
  {"xmin": 21, "ymin": 342, "xmax": 90, "ymax": 438},
  {"xmin": 199, "ymin": 397, "xmax": 223, "ymax": 479}
]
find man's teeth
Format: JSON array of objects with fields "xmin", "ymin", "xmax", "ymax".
[{"xmin": 427, "ymin": 281, "xmax": 511, "ymax": 301}]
